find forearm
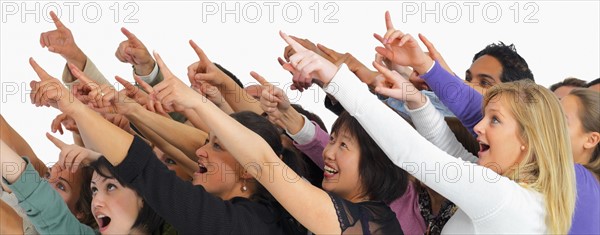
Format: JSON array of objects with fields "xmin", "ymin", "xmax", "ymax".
[
  {"xmin": 0, "ymin": 141, "xmax": 27, "ymax": 183},
  {"xmin": 183, "ymin": 109, "xmax": 210, "ymax": 132},
  {"xmin": 131, "ymin": 121, "xmax": 199, "ymax": 175},
  {"xmin": 62, "ymin": 57, "xmax": 110, "ymax": 86},
  {"xmin": 279, "ymin": 107, "xmax": 304, "ymax": 135},
  {"xmin": 68, "ymin": 102, "xmax": 134, "ymax": 166},
  {"xmin": 407, "ymin": 96, "xmax": 478, "ymax": 163},
  {"xmin": 421, "ymin": 61, "xmax": 483, "ymax": 134},
  {"xmin": 292, "ymin": 121, "xmax": 328, "ymax": 169},
  {"xmin": 126, "ymin": 105, "xmax": 208, "ymax": 160},
  {"xmin": 0, "ymin": 200, "xmax": 24, "ymax": 234},
  {"xmin": 0, "ymin": 115, "xmax": 47, "ymax": 177}
]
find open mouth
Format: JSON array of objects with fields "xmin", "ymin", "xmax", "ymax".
[
  {"xmin": 323, "ymin": 165, "xmax": 339, "ymax": 178},
  {"xmin": 97, "ymin": 214, "xmax": 112, "ymax": 231},
  {"xmin": 478, "ymin": 142, "xmax": 490, "ymax": 156},
  {"xmin": 198, "ymin": 162, "xmax": 208, "ymax": 174}
]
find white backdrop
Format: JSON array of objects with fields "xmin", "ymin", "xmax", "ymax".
[{"xmin": 1, "ymin": 1, "xmax": 599, "ymax": 165}]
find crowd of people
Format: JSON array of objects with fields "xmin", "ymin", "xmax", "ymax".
[{"xmin": 1, "ymin": 11, "xmax": 599, "ymax": 234}]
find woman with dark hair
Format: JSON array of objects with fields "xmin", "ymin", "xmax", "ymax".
[
  {"xmin": 1, "ymin": 139, "xmax": 167, "ymax": 234},
  {"xmin": 136, "ymin": 48, "xmax": 408, "ymax": 233},
  {"xmin": 0, "ymin": 115, "xmax": 97, "ymax": 234},
  {"xmin": 27, "ymin": 53, "xmax": 307, "ymax": 234}
]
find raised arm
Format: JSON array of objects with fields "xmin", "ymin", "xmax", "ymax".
[
  {"xmin": 119, "ymin": 76, "xmax": 208, "ymax": 162},
  {"xmin": 115, "ymin": 27, "xmax": 164, "ymax": 87},
  {"xmin": 151, "ymin": 41, "xmax": 341, "ymax": 234},
  {"xmin": 370, "ymin": 61, "xmax": 478, "ymax": 162},
  {"xmin": 0, "ymin": 115, "xmax": 47, "ymax": 177},
  {"xmin": 186, "ymin": 42, "xmax": 263, "ymax": 114},
  {"xmin": 1, "ymin": 140, "xmax": 95, "ymax": 234},
  {"xmin": 290, "ymin": 16, "xmax": 523, "ymax": 220},
  {"xmin": 255, "ymin": 73, "xmax": 327, "ymax": 168}
]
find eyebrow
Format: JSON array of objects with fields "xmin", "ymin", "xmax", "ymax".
[
  {"xmin": 58, "ymin": 177, "xmax": 72, "ymax": 189},
  {"xmin": 477, "ymin": 73, "xmax": 495, "ymax": 82},
  {"xmin": 91, "ymin": 177, "xmax": 108, "ymax": 185},
  {"xmin": 486, "ymin": 108, "xmax": 506, "ymax": 118}
]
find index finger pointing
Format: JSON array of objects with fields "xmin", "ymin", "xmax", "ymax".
[
  {"xmin": 67, "ymin": 63, "xmax": 95, "ymax": 86},
  {"xmin": 115, "ymin": 76, "xmax": 136, "ymax": 91},
  {"xmin": 385, "ymin": 11, "xmax": 395, "ymax": 30},
  {"xmin": 279, "ymin": 31, "xmax": 307, "ymax": 54},
  {"xmin": 50, "ymin": 11, "xmax": 65, "ymax": 29},
  {"xmin": 29, "ymin": 58, "xmax": 52, "ymax": 81},
  {"xmin": 46, "ymin": 132, "xmax": 67, "ymax": 149},
  {"xmin": 134, "ymin": 75, "xmax": 154, "ymax": 93},
  {"xmin": 152, "ymin": 51, "xmax": 174, "ymax": 78},
  {"xmin": 121, "ymin": 27, "xmax": 141, "ymax": 45},
  {"xmin": 250, "ymin": 71, "xmax": 270, "ymax": 86},
  {"xmin": 189, "ymin": 40, "xmax": 212, "ymax": 65}
]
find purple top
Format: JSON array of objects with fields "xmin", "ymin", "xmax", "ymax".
[
  {"xmin": 293, "ymin": 122, "xmax": 425, "ymax": 234},
  {"xmin": 420, "ymin": 61, "xmax": 483, "ymax": 135},
  {"xmin": 570, "ymin": 164, "xmax": 600, "ymax": 234}
]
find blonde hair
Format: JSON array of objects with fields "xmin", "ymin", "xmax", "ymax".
[
  {"xmin": 568, "ymin": 88, "xmax": 600, "ymax": 177},
  {"xmin": 484, "ymin": 80, "xmax": 576, "ymax": 234}
]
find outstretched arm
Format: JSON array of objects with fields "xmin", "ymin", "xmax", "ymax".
[
  {"xmin": 186, "ymin": 41, "xmax": 263, "ymax": 114},
  {"xmin": 0, "ymin": 115, "xmax": 47, "ymax": 177},
  {"xmin": 1, "ymin": 141, "xmax": 95, "ymax": 234},
  {"xmin": 151, "ymin": 41, "xmax": 341, "ymax": 234}
]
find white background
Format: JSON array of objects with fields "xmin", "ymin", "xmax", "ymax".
[{"xmin": 1, "ymin": 1, "xmax": 599, "ymax": 165}]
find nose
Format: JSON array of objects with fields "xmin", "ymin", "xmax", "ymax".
[
  {"xmin": 473, "ymin": 120, "xmax": 484, "ymax": 137},
  {"xmin": 196, "ymin": 148, "xmax": 208, "ymax": 159},
  {"xmin": 92, "ymin": 193, "xmax": 105, "ymax": 210},
  {"xmin": 322, "ymin": 144, "xmax": 335, "ymax": 162}
]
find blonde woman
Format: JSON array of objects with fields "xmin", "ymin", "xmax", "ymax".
[{"xmin": 280, "ymin": 16, "xmax": 576, "ymax": 233}]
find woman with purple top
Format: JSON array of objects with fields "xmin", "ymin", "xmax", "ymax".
[{"xmin": 560, "ymin": 89, "xmax": 600, "ymax": 234}]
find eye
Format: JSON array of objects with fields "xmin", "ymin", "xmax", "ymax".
[
  {"xmin": 480, "ymin": 79, "xmax": 493, "ymax": 87},
  {"xmin": 91, "ymin": 186, "xmax": 98, "ymax": 196},
  {"xmin": 204, "ymin": 139, "xmax": 209, "ymax": 145},
  {"xmin": 491, "ymin": 116, "xmax": 500, "ymax": 124},
  {"xmin": 56, "ymin": 182, "xmax": 66, "ymax": 192},
  {"xmin": 44, "ymin": 171, "xmax": 50, "ymax": 179},
  {"xmin": 165, "ymin": 158, "xmax": 177, "ymax": 165},
  {"xmin": 107, "ymin": 183, "xmax": 117, "ymax": 192},
  {"xmin": 340, "ymin": 142, "xmax": 348, "ymax": 149},
  {"xmin": 213, "ymin": 143, "xmax": 222, "ymax": 150},
  {"xmin": 328, "ymin": 136, "xmax": 335, "ymax": 144},
  {"xmin": 465, "ymin": 73, "xmax": 472, "ymax": 82}
]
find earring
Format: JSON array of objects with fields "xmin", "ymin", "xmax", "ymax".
[
  {"xmin": 521, "ymin": 145, "xmax": 526, "ymax": 151},
  {"xmin": 241, "ymin": 179, "xmax": 248, "ymax": 192}
]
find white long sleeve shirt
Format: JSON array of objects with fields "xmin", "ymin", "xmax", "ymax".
[{"xmin": 323, "ymin": 65, "xmax": 546, "ymax": 234}]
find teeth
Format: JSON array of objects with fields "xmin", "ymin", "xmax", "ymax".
[
  {"xmin": 324, "ymin": 165, "xmax": 338, "ymax": 174},
  {"xmin": 97, "ymin": 214, "xmax": 106, "ymax": 219}
]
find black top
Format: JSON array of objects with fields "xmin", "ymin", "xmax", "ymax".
[
  {"xmin": 329, "ymin": 193, "xmax": 403, "ymax": 235},
  {"xmin": 113, "ymin": 136, "xmax": 296, "ymax": 234}
]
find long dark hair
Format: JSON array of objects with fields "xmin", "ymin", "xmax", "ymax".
[{"xmin": 331, "ymin": 111, "xmax": 409, "ymax": 203}]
